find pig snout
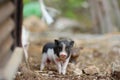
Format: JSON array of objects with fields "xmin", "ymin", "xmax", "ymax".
[
  {"xmin": 60, "ymin": 54, "xmax": 66, "ymax": 57},
  {"xmin": 60, "ymin": 52, "xmax": 67, "ymax": 58}
]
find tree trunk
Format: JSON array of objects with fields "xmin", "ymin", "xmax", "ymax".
[
  {"xmin": 95, "ymin": 0, "xmax": 106, "ymax": 34},
  {"xmin": 102, "ymin": 0, "xmax": 114, "ymax": 33},
  {"xmin": 88, "ymin": 0, "xmax": 116, "ymax": 34},
  {"xmin": 111, "ymin": 0, "xmax": 120, "ymax": 30}
]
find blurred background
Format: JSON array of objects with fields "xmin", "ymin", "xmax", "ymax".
[
  {"xmin": 0, "ymin": 0, "xmax": 120, "ymax": 79},
  {"xmin": 23, "ymin": 0, "xmax": 120, "ymax": 34}
]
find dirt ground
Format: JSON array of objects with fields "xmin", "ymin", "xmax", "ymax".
[{"xmin": 15, "ymin": 34, "xmax": 120, "ymax": 80}]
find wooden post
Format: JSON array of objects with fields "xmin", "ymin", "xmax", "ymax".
[
  {"xmin": 13, "ymin": 0, "xmax": 23, "ymax": 47},
  {"xmin": 0, "ymin": 18, "xmax": 15, "ymax": 45}
]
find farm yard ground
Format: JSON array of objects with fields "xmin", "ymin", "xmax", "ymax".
[
  {"xmin": 15, "ymin": 32, "xmax": 120, "ymax": 80},
  {"xmin": 15, "ymin": 0, "xmax": 120, "ymax": 79}
]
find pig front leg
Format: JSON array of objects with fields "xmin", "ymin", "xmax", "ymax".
[
  {"xmin": 54, "ymin": 59, "xmax": 62, "ymax": 74},
  {"xmin": 40, "ymin": 53, "xmax": 47, "ymax": 71},
  {"xmin": 57, "ymin": 62, "xmax": 62, "ymax": 74},
  {"xmin": 61, "ymin": 56, "xmax": 70, "ymax": 75}
]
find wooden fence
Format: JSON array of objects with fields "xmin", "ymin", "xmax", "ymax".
[{"xmin": 0, "ymin": 0, "xmax": 23, "ymax": 80}]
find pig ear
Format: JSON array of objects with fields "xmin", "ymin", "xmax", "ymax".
[
  {"xmin": 55, "ymin": 39, "xmax": 59, "ymax": 45},
  {"xmin": 70, "ymin": 40, "xmax": 74, "ymax": 47}
]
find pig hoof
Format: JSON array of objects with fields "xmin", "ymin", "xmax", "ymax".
[{"xmin": 62, "ymin": 70, "xmax": 66, "ymax": 75}]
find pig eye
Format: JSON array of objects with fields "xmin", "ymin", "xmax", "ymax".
[{"xmin": 66, "ymin": 47, "xmax": 69, "ymax": 50}]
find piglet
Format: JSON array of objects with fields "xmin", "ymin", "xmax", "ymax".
[{"xmin": 40, "ymin": 39, "xmax": 74, "ymax": 75}]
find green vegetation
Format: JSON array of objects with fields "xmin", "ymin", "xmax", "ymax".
[
  {"xmin": 23, "ymin": 0, "xmax": 90, "ymax": 28},
  {"xmin": 23, "ymin": 1, "xmax": 42, "ymax": 18},
  {"xmin": 23, "ymin": 0, "xmax": 86, "ymax": 19},
  {"xmin": 60, "ymin": 0, "xmax": 86, "ymax": 19}
]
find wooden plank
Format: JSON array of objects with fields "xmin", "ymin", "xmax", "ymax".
[
  {"xmin": 0, "ymin": 0, "xmax": 11, "ymax": 5},
  {"xmin": 0, "ymin": 18, "xmax": 15, "ymax": 45},
  {"xmin": 0, "ymin": 1, "xmax": 15, "ymax": 24},
  {"xmin": 0, "ymin": 35, "xmax": 13, "ymax": 55},
  {"xmin": 3, "ymin": 47, "xmax": 23, "ymax": 80},
  {"xmin": 0, "ymin": 35, "xmax": 13, "ymax": 63},
  {"xmin": 0, "ymin": 51, "xmax": 12, "ymax": 68},
  {"xmin": 0, "ymin": 70, "xmax": 4, "ymax": 80}
]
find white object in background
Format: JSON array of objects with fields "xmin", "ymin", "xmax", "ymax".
[
  {"xmin": 46, "ymin": 7, "xmax": 61, "ymax": 18},
  {"xmin": 22, "ymin": 26, "xmax": 30, "ymax": 65},
  {"xmin": 39, "ymin": 0, "xmax": 54, "ymax": 25}
]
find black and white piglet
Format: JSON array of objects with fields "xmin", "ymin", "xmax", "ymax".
[{"xmin": 40, "ymin": 39, "xmax": 74, "ymax": 75}]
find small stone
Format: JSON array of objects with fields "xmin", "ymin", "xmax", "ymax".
[
  {"xmin": 48, "ymin": 71, "xmax": 53, "ymax": 75},
  {"xmin": 42, "ymin": 73, "xmax": 49, "ymax": 77},
  {"xmin": 68, "ymin": 63, "xmax": 75, "ymax": 69},
  {"xmin": 17, "ymin": 72, "xmax": 21, "ymax": 75},
  {"xmin": 74, "ymin": 68, "xmax": 83, "ymax": 75},
  {"xmin": 83, "ymin": 65, "xmax": 100, "ymax": 75}
]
